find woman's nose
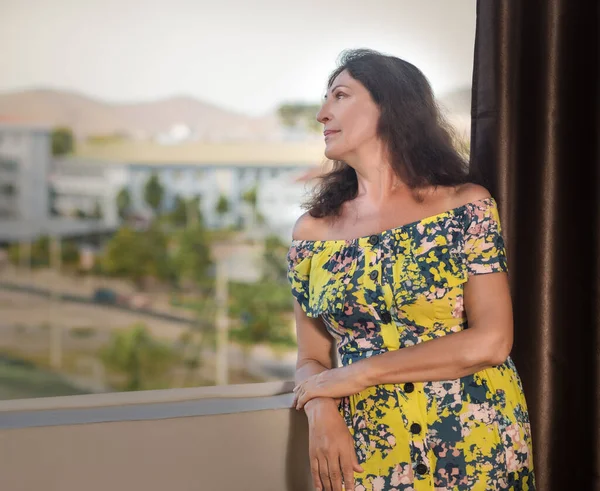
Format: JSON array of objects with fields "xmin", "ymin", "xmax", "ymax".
[{"xmin": 316, "ymin": 105, "xmax": 330, "ymax": 124}]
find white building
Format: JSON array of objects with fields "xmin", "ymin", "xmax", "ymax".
[
  {"xmin": 256, "ymin": 168, "xmax": 321, "ymax": 239},
  {"xmin": 0, "ymin": 123, "xmax": 116, "ymax": 244},
  {"xmin": 0, "ymin": 123, "xmax": 50, "ymax": 221},
  {"xmin": 50, "ymin": 158, "xmax": 128, "ymax": 227},
  {"xmin": 52, "ymin": 141, "xmax": 326, "ymax": 236}
]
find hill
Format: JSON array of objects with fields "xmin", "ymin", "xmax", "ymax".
[{"xmin": 0, "ymin": 88, "xmax": 283, "ymax": 142}]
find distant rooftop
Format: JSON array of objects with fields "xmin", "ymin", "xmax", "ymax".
[{"xmin": 73, "ymin": 140, "xmax": 327, "ymax": 167}]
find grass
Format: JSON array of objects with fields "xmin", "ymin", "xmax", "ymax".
[{"xmin": 0, "ymin": 353, "xmax": 88, "ymax": 400}]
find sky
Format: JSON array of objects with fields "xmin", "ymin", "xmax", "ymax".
[{"xmin": 0, "ymin": 0, "xmax": 476, "ymax": 116}]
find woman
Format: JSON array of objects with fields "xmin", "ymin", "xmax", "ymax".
[{"xmin": 287, "ymin": 49, "xmax": 534, "ymax": 491}]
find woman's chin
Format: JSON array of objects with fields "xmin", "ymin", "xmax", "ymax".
[{"xmin": 324, "ymin": 144, "xmax": 344, "ymax": 161}]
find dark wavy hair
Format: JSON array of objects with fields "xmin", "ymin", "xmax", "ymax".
[{"xmin": 305, "ymin": 48, "xmax": 474, "ymax": 218}]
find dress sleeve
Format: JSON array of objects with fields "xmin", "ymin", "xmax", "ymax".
[
  {"xmin": 463, "ymin": 198, "xmax": 508, "ymax": 275},
  {"xmin": 286, "ymin": 241, "xmax": 313, "ymax": 314}
]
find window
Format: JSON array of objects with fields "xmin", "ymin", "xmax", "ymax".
[
  {"xmin": 2, "ymin": 183, "xmax": 16, "ymax": 195},
  {"xmin": 0, "ymin": 157, "xmax": 18, "ymax": 171}
]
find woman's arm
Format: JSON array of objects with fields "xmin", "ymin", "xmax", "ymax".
[
  {"xmin": 357, "ymin": 272, "xmax": 513, "ymax": 385},
  {"xmin": 293, "ymin": 299, "xmax": 364, "ymax": 491},
  {"xmin": 294, "ymin": 271, "xmax": 513, "ymax": 407},
  {"xmin": 294, "ymin": 300, "xmax": 340, "ymax": 409}
]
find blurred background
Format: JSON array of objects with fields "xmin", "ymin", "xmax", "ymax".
[{"xmin": 0, "ymin": 0, "xmax": 475, "ymax": 400}]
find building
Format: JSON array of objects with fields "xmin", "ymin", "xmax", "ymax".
[
  {"xmin": 51, "ymin": 140, "xmax": 326, "ymax": 237},
  {"xmin": 256, "ymin": 167, "xmax": 324, "ymax": 239},
  {"xmin": 0, "ymin": 123, "xmax": 51, "ymax": 221},
  {"xmin": 50, "ymin": 158, "xmax": 128, "ymax": 227},
  {"xmin": 0, "ymin": 123, "xmax": 117, "ymax": 244}
]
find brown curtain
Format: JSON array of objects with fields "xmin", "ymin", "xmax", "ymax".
[{"xmin": 471, "ymin": 1, "xmax": 599, "ymax": 490}]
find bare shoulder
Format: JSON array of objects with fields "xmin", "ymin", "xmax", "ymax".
[
  {"xmin": 455, "ymin": 183, "xmax": 492, "ymax": 205},
  {"xmin": 291, "ymin": 212, "xmax": 331, "ymax": 241}
]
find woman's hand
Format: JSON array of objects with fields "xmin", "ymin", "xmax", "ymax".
[
  {"xmin": 293, "ymin": 366, "xmax": 366, "ymax": 410},
  {"xmin": 304, "ymin": 398, "xmax": 364, "ymax": 491}
]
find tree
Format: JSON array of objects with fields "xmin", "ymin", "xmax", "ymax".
[
  {"xmin": 116, "ymin": 187, "xmax": 131, "ymax": 221},
  {"xmin": 169, "ymin": 194, "xmax": 203, "ymax": 229},
  {"xmin": 61, "ymin": 240, "xmax": 80, "ymax": 268},
  {"xmin": 91, "ymin": 201, "xmax": 103, "ymax": 220},
  {"xmin": 242, "ymin": 186, "xmax": 258, "ymax": 229},
  {"xmin": 242, "ymin": 187, "xmax": 257, "ymax": 208},
  {"xmin": 8, "ymin": 235, "xmax": 79, "ymax": 269},
  {"xmin": 229, "ymin": 280, "xmax": 296, "ymax": 350},
  {"xmin": 171, "ymin": 225, "xmax": 212, "ymax": 290},
  {"xmin": 102, "ymin": 226, "xmax": 172, "ymax": 289},
  {"xmin": 51, "ymin": 127, "xmax": 74, "ymax": 156},
  {"xmin": 262, "ymin": 235, "xmax": 289, "ymax": 283},
  {"xmin": 187, "ymin": 195, "xmax": 203, "ymax": 227},
  {"xmin": 8, "ymin": 236, "xmax": 49, "ymax": 267},
  {"xmin": 277, "ymin": 103, "xmax": 321, "ymax": 133},
  {"xmin": 99, "ymin": 323, "xmax": 178, "ymax": 391},
  {"xmin": 215, "ymin": 194, "xmax": 230, "ymax": 226},
  {"xmin": 170, "ymin": 194, "xmax": 188, "ymax": 228},
  {"xmin": 144, "ymin": 173, "xmax": 165, "ymax": 216}
]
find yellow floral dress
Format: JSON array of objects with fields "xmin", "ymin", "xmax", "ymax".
[{"xmin": 287, "ymin": 197, "xmax": 535, "ymax": 491}]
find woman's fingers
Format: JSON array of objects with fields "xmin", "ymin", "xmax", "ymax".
[
  {"xmin": 340, "ymin": 454, "xmax": 357, "ymax": 491},
  {"xmin": 319, "ymin": 455, "xmax": 333, "ymax": 491},
  {"xmin": 310, "ymin": 457, "xmax": 323, "ymax": 491},
  {"xmin": 296, "ymin": 388, "xmax": 308, "ymax": 410},
  {"xmin": 326, "ymin": 452, "xmax": 346, "ymax": 491}
]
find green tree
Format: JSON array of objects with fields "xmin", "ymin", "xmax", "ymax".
[
  {"xmin": 91, "ymin": 201, "xmax": 103, "ymax": 220},
  {"xmin": 242, "ymin": 187, "xmax": 257, "ymax": 208},
  {"xmin": 229, "ymin": 280, "xmax": 296, "ymax": 350},
  {"xmin": 102, "ymin": 226, "xmax": 172, "ymax": 289},
  {"xmin": 215, "ymin": 194, "xmax": 230, "ymax": 225},
  {"xmin": 171, "ymin": 225, "xmax": 212, "ymax": 290},
  {"xmin": 61, "ymin": 240, "xmax": 81, "ymax": 268},
  {"xmin": 51, "ymin": 127, "xmax": 74, "ymax": 156},
  {"xmin": 277, "ymin": 103, "xmax": 321, "ymax": 133},
  {"xmin": 187, "ymin": 195, "xmax": 203, "ymax": 227},
  {"xmin": 99, "ymin": 323, "xmax": 178, "ymax": 391},
  {"xmin": 169, "ymin": 195, "xmax": 203, "ymax": 228},
  {"xmin": 116, "ymin": 187, "xmax": 131, "ymax": 221},
  {"xmin": 8, "ymin": 235, "xmax": 80, "ymax": 269},
  {"xmin": 8, "ymin": 236, "xmax": 49, "ymax": 267},
  {"xmin": 242, "ymin": 186, "xmax": 258, "ymax": 229},
  {"xmin": 144, "ymin": 173, "xmax": 165, "ymax": 216},
  {"xmin": 170, "ymin": 194, "xmax": 188, "ymax": 228},
  {"xmin": 262, "ymin": 235, "xmax": 289, "ymax": 283}
]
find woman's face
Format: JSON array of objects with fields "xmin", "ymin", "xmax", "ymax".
[{"xmin": 316, "ymin": 69, "xmax": 381, "ymax": 161}]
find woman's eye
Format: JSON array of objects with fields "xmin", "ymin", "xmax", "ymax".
[{"xmin": 335, "ymin": 92, "xmax": 346, "ymax": 99}]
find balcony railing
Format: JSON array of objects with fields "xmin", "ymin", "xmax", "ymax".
[{"xmin": 0, "ymin": 381, "xmax": 314, "ymax": 491}]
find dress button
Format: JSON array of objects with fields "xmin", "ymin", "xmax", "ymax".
[
  {"xmin": 416, "ymin": 463, "xmax": 428, "ymax": 475},
  {"xmin": 410, "ymin": 423, "xmax": 422, "ymax": 435},
  {"xmin": 368, "ymin": 235, "xmax": 379, "ymax": 246},
  {"xmin": 404, "ymin": 382, "xmax": 415, "ymax": 393},
  {"xmin": 369, "ymin": 270, "xmax": 378, "ymax": 280},
  {"xmin": 380, "ymin": 311, "xmax": 392, "ymax": 323}
]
